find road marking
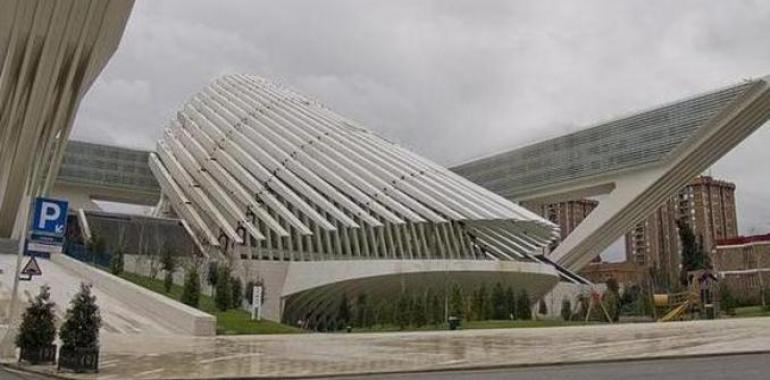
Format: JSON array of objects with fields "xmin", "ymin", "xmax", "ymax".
[
  {"xmin": 135, "ymin": 368, "xmax": 165, "ymax": 377},
  {"xmin": 199, "ymin": 352, "xmax": 263, "ymax": 364}
]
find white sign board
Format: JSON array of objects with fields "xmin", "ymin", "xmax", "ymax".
[{"xmin": 251, "ymin": 285, "xmax": 263, "ymax": 321}]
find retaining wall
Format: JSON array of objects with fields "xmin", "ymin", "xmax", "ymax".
[{"xmin": 52, "ymin": 253, "xmax": 216, "ymax": 336}]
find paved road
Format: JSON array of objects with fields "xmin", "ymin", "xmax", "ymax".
[
  {"xmin": 323, "ymin": 353, "xmax": 770, "ymax": 380},
  {"xmin": 0, "ymin": 368, "xmax": 51, "ymax": 380}
]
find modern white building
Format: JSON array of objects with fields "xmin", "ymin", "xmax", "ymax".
[
  {"xmin": 149, "ymin": 75, "xmax": 571, "ymax": 325},
  {"xmin": 453, "ymin": 77, "xmax": 770, "ymax": 273}
]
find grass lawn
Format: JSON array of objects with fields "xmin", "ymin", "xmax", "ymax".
[
  {"xmin": 118, "ymin": 271, "xmax": 303, "ymax": 335},
  {"xmin": 352, "ymin": 319, "xmax": 591, "ymax": 333},
  {"xmin": 732, "ymin": 305, "xmax": 770, "ymax": 318}
]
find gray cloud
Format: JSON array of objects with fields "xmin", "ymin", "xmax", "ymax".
[{"xmin": 73, "ymin": 0, "xmax": 770, "ymax": 259}]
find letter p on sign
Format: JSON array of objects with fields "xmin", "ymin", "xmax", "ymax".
[
  {"xmin": 38, "ymin": 202, "xmax": 60, "ymax": 229},
  {"xmin": 31, "ymin": 197, "xmax": 68, "ymax": 237}
]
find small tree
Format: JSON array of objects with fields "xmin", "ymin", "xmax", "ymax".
[
  {"xmin": 449, "ymin": 284, "xmax": 464, "ymax": 320},
  {"xmin": 492, "ymin": 283, "xmax": 507, "ymax": 320},
  {"xmin": 110, "ymin": 249, "xmax": 124, "ymax": 275},
  {"xmin": 516, "ymin": 289, "xmax": 532, "ymax": 320},
  {"xmin": 16, "ymin": 286, "xmax": 56, "ymax": 360},
  {"xmin": 231, "ymin": 276, "xmax": 243, "ymax": 309},
  {"xmin": 720, "ymin": 282, "xmax": 737, "ymax": 315},
  {"xmin": 161, "ymin": 248, "xmax": 176, "ymax": 293},
  {"xmin": 505, "ymin": 286, "xmax": 517, "ymax": 319},
  {"xmin": 413, "ymin": 293, "xmax": 427, "ymax": 327},
  {"xmin": 207, "ymin": 261, "xmax": 219, "ymax": 289},
  {"xmin": 428, "ymin": 289, "xmax": 443, "ymax": 326},
  {"xmin": 604, "ymin": 278, "xmax": 621, "ymax": 322},
  {"xmin": 214, "ymin": 265, "xmax": 232, "ymax": 311},
  {"xmin": 538, "ymin": 298, "xmax": 548, "ymax": 316},
  {"xmin": 560, "ymin": 298, "xmax": 572, "ymax": 321},
  {"xmin": 87, "ymin": 233, "xmax": 106, "ymax": 266},
  {"xmin": 181, "ymin": 266, "xmax": 201, "ymax": 308},
  {"xmin": 355, "ymin": 293, "xmax": 369, "ymax": 328},
  {"xmin": 602, "ymin": 290, "xmax": 619, "ymax": 322},
  {"xmin": 59, "ymin": 283, "xmax": 101, "ymax": 350},
  {"xmin": 338, "ymin": 295, "xmax": 351, "ymax": 328},
  {"xmin": 678, "ymin": 219, "xmax": 711, "ymax": 286},
  {"xmin": 396, "ymin": 292, "xmax": 412, "ymax": 329}
]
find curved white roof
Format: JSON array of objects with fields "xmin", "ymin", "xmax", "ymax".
[{"xmin": 151, "ymin": 75, "xmax": 559, "ymax": 262}]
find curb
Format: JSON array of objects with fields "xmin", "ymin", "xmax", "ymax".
[
  {"xmin": 5, "ymin": 349, "xmax": 770, "ymax": 380},
  {"xmin": 1, "ymin": 363, "xmax": 72, "ymax": 380}
]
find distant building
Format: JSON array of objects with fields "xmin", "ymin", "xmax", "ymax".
[
  {"xmin": 713, "ymin": 234, "xmax": 770, "ymax": 305},
  {"xmin": 579, "ymin": 261, "xmax": 645, "ymax": 288},
  {"xmin": 521, "ymin": 199, "xmax": 599, "ymax": 262},
  {"xmin": 625, "ymin": 176, "xmax": 738, "ymax": 287}
]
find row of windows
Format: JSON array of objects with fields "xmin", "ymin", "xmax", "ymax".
[{"xmin": 454, "ymin": 81, "xmax": 755, "ymax": 196}]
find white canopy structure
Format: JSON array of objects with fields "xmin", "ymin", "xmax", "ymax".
[
  {"xmin": 151, "ymin": 75, "xmax": 568, "ymax": 325},
  {"xmin": 151, "ymin": 75, "xmax": 561, "ymax": 262}
]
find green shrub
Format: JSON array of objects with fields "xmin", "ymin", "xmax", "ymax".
[
  {"xmin": 16, "ymin": 286, "xmax": 56, "ymax": 354},
  {"xmin": 516, "ymin": 290, "xmax": 532, "ymax": 320},
  {"xmin": 396, "ymin": 292, "xmax": 412, "ymax": 329},
  {"xmin": 207, "ymin": 261, "xmax": 219, "ymax": 288},
  {"xmin": 110, "ymin": 250, "xmax": 124, "ymax": 275},
  {"xmin": 161, "ymin": 248, "xmax": 176, "ymax": 293},
  {"xmin": 560, "ymin": 298, "xmax": 572, "ymax": 321},
  {"xmin": 230, "ymin": 276, "xmax": 243, "ymax": 309},
  {"xmin": 59, "ymin": 283, "xmax": 101, "ymax": 350},
  {"xmin": 338, "ymin": 294, "xmax": 351, "ymax": 328},
  {"xmin": 181, "ymin": 266, "xmax": 201, "ymax": 308},
  {"xmin": 214, "ymin": 265, "xmax": 232, "ymax": 311},
  {"xmin": 428, "ymin": 290, "xmax": 443, "ymax": 326},
  {"xmin": 449, "ymin": 284, "xmax": 464, "ymax": 319},
  {"xmin": 413, "ymin": 293, "xmax": 427, "ymax": 327},
  {"xmin": 720, "ymin": 283, "xmax": 737, "ymax": 315}
]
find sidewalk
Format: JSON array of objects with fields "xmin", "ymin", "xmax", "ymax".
[{"xmin": 7, "ymin": 317, "xmax": 770, "ymax": 379}]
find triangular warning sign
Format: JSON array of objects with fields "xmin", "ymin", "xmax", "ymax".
[{"xmin": 21, "ymin": 256, "xmax": 42, "ymax": 276}]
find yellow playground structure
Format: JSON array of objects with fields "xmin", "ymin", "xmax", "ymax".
[{"xmin": 654, "ymin": 270, "xmax": 720, "ymax": 322}]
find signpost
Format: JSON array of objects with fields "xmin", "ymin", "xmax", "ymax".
[
  {"xmin": 26, "ymin": 197, "xmax": 68, "ymax": 257},
  {"xmin": 251, "ymin": 285, "xmax": 263, "ymax": 321},
  {"xmin": 1, "ymin": 197, "xmax": 68, "ymax": 357},
  {"xmin": 19, "ymin": 256, "xmax": 43, "ymax": 281}
]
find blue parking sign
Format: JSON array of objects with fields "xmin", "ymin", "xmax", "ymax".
[
  {"xmin": 30, "ymin": 197, "xmax": 68, "ymax": 238},
  {"xmin": 27, "ymin": 197, "xmax": 69, "ymax": 257}
]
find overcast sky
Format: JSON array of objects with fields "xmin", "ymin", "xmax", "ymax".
[{"xmin": 74, "ymin": 0, "xmax": 770, "ymax": 260}]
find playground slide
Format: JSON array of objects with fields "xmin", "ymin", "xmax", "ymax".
[{"xmin": 658, "ymin": 301, "xmax": 689, "ymax": 322}]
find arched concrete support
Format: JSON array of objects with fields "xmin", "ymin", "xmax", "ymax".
[
  {"xmin": 548, "ymin": 78, "xmax": 770, "ymax": 271},
  {"xmin": 279, "ymin": 260, "xmax": 560, "ymax": 327}
]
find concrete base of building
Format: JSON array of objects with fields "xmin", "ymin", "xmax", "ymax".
[
  {"xmin": 122, "ymin": 254, "xmax": 562, "ymax": 328},
  {"xmin": 241, "ymin": 259, "xmax": 561, "ymax": 327}
]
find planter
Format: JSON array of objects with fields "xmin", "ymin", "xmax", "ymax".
[
  {"xmin": 18, "ymin": 344, "xmax": 57, "ymax": 364},
  {"xmin": 448, "ymin": 316, "xmax": 462, "ymax": 330},
  {"xmin": 57, "ymin": 346, "xmax": 99, "ymax": 373}
]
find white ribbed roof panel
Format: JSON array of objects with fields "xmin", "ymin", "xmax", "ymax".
[{"xmin": 152, "ymin": 75, "xmax": 558, "ymax": 261}]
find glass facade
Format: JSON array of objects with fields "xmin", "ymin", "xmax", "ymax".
[
  {"xmin": 453, "ymin": 81, "xmax": 757, "ymax": 198},
  {"xmin": 57, "ymin": 140, "xmax": 159, "ymax": 193}
]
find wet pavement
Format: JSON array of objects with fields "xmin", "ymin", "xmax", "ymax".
[{"xmin": 6, "ymin": 317, "xmax": 770, "ymax": 379}]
